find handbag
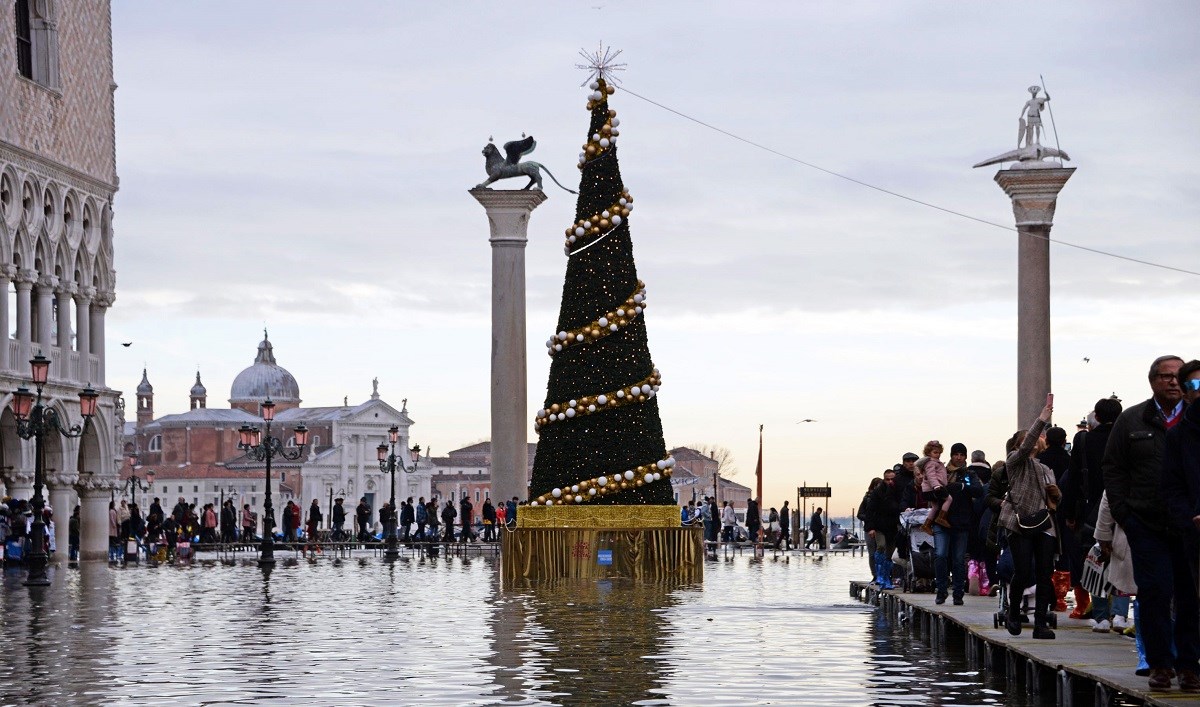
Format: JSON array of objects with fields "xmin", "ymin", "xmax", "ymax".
[{"xmin": 1009, "ymin": 467, "xmax": 1054, "ymax": 533}]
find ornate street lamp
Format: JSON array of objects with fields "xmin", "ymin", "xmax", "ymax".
[
  {"xmin": 9, "ymin": 353, "xmax": 99, "ymax": 586},
  {"xmin": 122, "ymin": 452, "xmax": 153, "ymax": 508},
  {"xmin": 237, "ymin": 398, "xmax": 308, "ymax": 566},
  {"xmin": 376, "ymin": 425, "xmax": 421, "ymax": 561}
]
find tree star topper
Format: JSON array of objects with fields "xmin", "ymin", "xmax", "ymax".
[{"xmin": 576, "ymin": 43, "xmax": 626, "ymax": 86}]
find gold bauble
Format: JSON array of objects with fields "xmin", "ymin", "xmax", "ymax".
[
  {"xmin": 635, "ymin": 480, "xmax": 644, "ymax": 487},
  {"xmin": 605, "ymin": 85, "xmax": 615, "ymax": 95},
  {"xmin": 585, "ymin": 144, "xmax": 597, "ymax": 155},
  {"xmin": 599, "ymin": 219, "xmax": 610, "ymax": 229},
  {"xmin": 608, "ymin": 109, "xmax": 617, "ymax": 118},
  {"xmin": 638, "ymin": 395, "xmax": 646, "ymax": 402},
  {"xmin": 621, "ymin": 208, "xmax": 630, "ymax": 217},
  {"xmin": 620, "ymin": 481, "xmax": 628, "ymax": 489},
  {"xmin": 550, "ymin": 403, "xmax": 561, "ymax": 413},
  {"xmin": 590, "ymin": 227, "xmax": 600, "ymax": 235},
  {"xmin": 618, "ymin": 319, "xmax": 627, "ymax": 326}
]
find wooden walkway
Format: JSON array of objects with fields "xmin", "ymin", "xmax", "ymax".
[{"xmin": 850, "ymin": 580, "xmax": 1200, "ymax": 707}]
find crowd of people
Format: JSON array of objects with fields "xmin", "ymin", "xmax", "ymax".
[{"xmin": 858, "ymin": 355, "xmax": 1200, "ymax": 694}]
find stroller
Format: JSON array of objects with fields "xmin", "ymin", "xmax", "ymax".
[
  {"xmin": 990, "ymin": 532, "xmax": 1057, "ymax": 629},
  {"xmin": 898, "ymin": 508, "xmax": 936, "ymax": 593}
]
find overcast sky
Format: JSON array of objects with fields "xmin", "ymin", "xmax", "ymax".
[{"xmin": 107, "ymin": 2, "xmax": 1200, "ymax": 515}]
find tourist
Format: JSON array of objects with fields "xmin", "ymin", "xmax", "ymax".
[
  {"xmin": 400, "ymin": 498, "xmax": 415, "ymax": 542},
  {"xmin": 965, "ymin": 450, "xmax": 995, "ymax": 596},
  {"xmin": 495, "ymin": 501, "xmax": 506, "ymax": 530},
  {"xmin": 897, "ymin": 452, "xmax": 921, "ymax": 511},
  {"xmin": 68, "ymin": 505, "xmax": 80, "ymax": 562},
  {"xmin": 107, "ymin": 500, "xmax": 119, "ymax": 561},
  {"xmin": 720, "ymin": 501, "xmax": 735, "ymax": 543},
  {"xmin": 1103, "ymin": 355, "xmax": 1196, "ymax": 692},
  {"xmin": 1037, "ymin": 426, "xmax": 1075, "ymax": 614},
  {"xmin": 858, "ymin": 478, "xmax": 882, "ymax": 574},
  {"xmin": 481, "ymin": 498, "xmax": 496, "ymax": 541},
  {"xmin": 506, "ymin": 497, "xmax": 518, "ymax": 529},
  {"xmin": 918, "ymin": 442, "xmax": 951, "ymax": 534},
  {"xmin": 171, "ymin": 496, "xmax": 188, "ymax": 525},
  {"xmin": 161, "ymin": 514, "xmax": 180, "ymax": 560},
  {"xmin": 306, "ymin": 499, "xmax": 322, "ymax": 541},
  {"xmin": 1071, "ymin": 397, "xmax": 1123, "ymax": 629},
  {"xmin": 930, "ymin": 454, "xmax": 984, "ymax": 605},
  {"xmin": 426, "ymin": 499, "xmax": 440, "ymax": 541},
  {"xmin": 999, "ymin": 393, "xmax": 1059, "ymax": 640},
  {"xmin": 780, "ymin": 500, "xmax": 791, "ymax": 550},
  {"xmin": 460, "ymin": 496, "xmax": 475, "ymax": 542},
  {"xmin": 1092, "ymin": 491, "xmax": 1134, "ymax": 636},
  {"xmin": 355, "ymin": 497, "xmax": 371, "ymax": 543},
  {"xmin": 413, "ymin": 497, "xmax": 427, "ymax": 540},
  {"xmin": 220, "ymin": 500, "xmax": 237, "ymax": 543},
  {"xmin": 700, "ymin": 496, "xmax": 714, "ymax": 541},
  {"xmin": 746, "ymin": 498, "xmax": 761, "ymax": 544},
  {"xmin": 202, "ymin": 503, "xmax": 218, "ymax": 543},
  {"xmin": 241, "ymin": 503, "xmax": 256, "ymax": 542},
  {"xmin": 806, "ymin": 507, "xmax": 824, "ymax": 549},
  {"xmin": 147, "ymin": 497, "xmax": 164, "ymax": 540},
  {"xmin": 947, "ymin": 443, "xmax": 968, "ymax": 476},
  {"xmin": 441, "ymin": 500, "xmax": 457, "ymax": 541},
  {"xmin": 331, "ymin": 497, "xmax": 346, "ymax": 540},
  {"xmin": 767, "ymin": 506, "xmax": 780, "ymax": 547},
  {"xmin": 128, "ymin": 503, "xmax": 145, "ymax": 551},
  {"xmin": 865, "ymin": 467, "xmax": 901, "ymax": 589},
  {"xmin": 282, "ymin": 500, "xmax": 297, "ymax": 542}
]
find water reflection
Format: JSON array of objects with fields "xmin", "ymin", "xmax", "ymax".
[{"xmin": 0, "ymin": 555, "xmax": 1060, "ymax": 705}]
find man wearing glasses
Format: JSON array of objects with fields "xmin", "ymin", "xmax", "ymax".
[{"xmin": 1104, "ymin": 355, "xmax": 1196, "ymax": 692}]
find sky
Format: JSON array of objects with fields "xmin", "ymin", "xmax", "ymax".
[{"xmin": 107, "ymin": 2, "xmax": 1200, "ymax": 517}]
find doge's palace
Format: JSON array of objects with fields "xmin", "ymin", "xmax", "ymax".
[{"xmin": 0, "ymin": 0, "xmax": 120, "ymax": 560}]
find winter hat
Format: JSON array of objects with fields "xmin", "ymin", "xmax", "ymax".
[
  {"xmin": 950, "ymin": 442, "xmax": 968, "ymax": 456},
  {"xmin": 902, "ymin": 452, "xmax": 919, "ymax": 462}
]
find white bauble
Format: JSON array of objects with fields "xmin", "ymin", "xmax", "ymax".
[
  {"xmin": 599, "ymin": 138, "xmax": 610, "ymax": 148},
  {"xmin": 612, "ymin": 215, "xmax": 622, "ymax": 225},
  {"xmin": 592, "ymin": 132, "xmax": 602, "ymax": 141},
  {"xmin": 589, "ymin": 81, "xmax": 599, "ymax": 90},
  {"xmin": 575, "ymin": 495, "xmax": 583, "ymax": 503},
  {"xmin": 554, "ymin": 344, "xmax": 563, "ymax": 352},
  {"xmin": 568, "ymin": 235, "xmax": 577, "ymax": 244},
  {"xmin": 617, "ymin": 309, "xmax": 626, "ymax": 317},
  {"xmin": 633, "ymin": 294, "xmax": 644, "ymax": 303},
  {"xmin": 667, "ymin": 457, "xmax": 676, "ymax": 467},
  {"xmin": 656, "ymin": 459, "xmax": 668, "ymax": 470},
  {"xmin": 611, "ymin": 117, "xmax": 620, "ymax": 127},
  {"xmin": 624, "ymin": 470, "xmax": 635, "ymax": 481},
  {"xmin": 571, "ymin": 485, "xmax": 579, "ymax": 493},
  {"xmin": 619, "ymin": 197, "xmax": 627, "ymax": 206},
  {"xmin": 597, "ymin": 395, "xmax": 608, "ymax": 405},
  {"xmin": 635, "ymin": 306, "xmax": 643, "ymax": 314},
  {"xmin": 558, "ymin": 331, "xmax": 569, "ymax": 341},
  {"xmin": 569, "ymin": 400, "xmax": 577, "ymax": 407},
  {"xmin": 601, "ymin": 210, "xmax": 610, "ymax": 218},
  {"xmin": 597, "ymin": 476, "xmax": 608, "ymax": 487},
  {"xmin": 589, "ymin": 488, "xmax": 597, "ymax": 496},
  {"xmin": 576, "ymin": 334, "xmax": 584, "ymax": 342},
  {"xmin": 565, "ymin": 408, "xmax": 576, "ymax": 418},
  {"xmin": 609, "ymin": 324, "xmax": 618, "ymax": 332},
  {"xmin": 641, "ymin": 384, "xmax": 652, "ymax": 395},
  {"xmin": 588, "ymin": 405, "xmax": 597, "ymax": 413},
  {"xmin": 531, "ymin": 500, "xmax": 539, "ymax": 506},
  {"xmin": 575, "ymin": 227, "xmax": 585, "ymax": 237},
  {"xmin": 653, "ymin": 473, "xmax": 662, "ymax": 481},
  {"xmin": 610, "ymin": 129, "xmax": 619, "ymax": 137},
  {"xmin": 616, "ymin": 390, "xmax": 625, "ymax": 399},
  {"xmin": 644, "ymin": 473, "xmax": 654, "ymax": 483},
  {"xmin": 598, "ymin": 317, "xmax": 608, "ymax": 327},
  {"xmin": 584, "ymin": 221, "xmax": 592, "ymax": 229},
  {"xmin": 552, "ymin": 488, "xmax": 562, "ymax": 498}
]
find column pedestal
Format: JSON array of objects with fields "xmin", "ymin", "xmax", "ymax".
[
  {"xmin": 994, "ymin": 166, "xmax": 1074, "ymax": 427},
  {"xmin": 469, "ymin": 188, "xmax": 548, "ymax": 506}
]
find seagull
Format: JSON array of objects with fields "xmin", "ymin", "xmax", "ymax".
[
  {"xmin": 796, "ymin": 419, "xmax": 817, "ymax": 424},
  {"xmin": 1082, "ymin": 357, "xmax": 1090, "ymax": 363},
  {"xmin": 121, "ymin": 342, "xmax": 132, "ymax": 347}
]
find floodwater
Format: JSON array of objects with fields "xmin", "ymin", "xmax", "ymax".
[{"xmin": 0, "ymin": 551, "xmax": 1059, "ymax": 706}]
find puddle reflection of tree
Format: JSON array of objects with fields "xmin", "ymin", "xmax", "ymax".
[{"xmin": 489, "ymin": 579, "xmax": 682, "ymax": 703}]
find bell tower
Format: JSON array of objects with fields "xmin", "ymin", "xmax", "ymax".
[{"xmin": 136, "ymin": 367, "xmax": 154, "ymax": 427}]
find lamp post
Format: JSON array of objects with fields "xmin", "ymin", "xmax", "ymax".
[
  {"xmin": 237, "ymin": 398, "xmax": 309, "ymax": 566},
  {"xmin": 9, "ymin": 353, "xmax": 99, "ymax": 586},
  {"xmin": 376, "ymin": 425, "xmax": 421, "ymax": 561},
  {"xmin": 121, "ymin": 453, "xmax": 153, "ymax": 508}
]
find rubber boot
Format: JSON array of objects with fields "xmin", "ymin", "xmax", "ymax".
[
  {"xmin": 881, "ymin": 559, "xmax": 896, "ymax": 590},
  {"xmin": 967, "ymin": 559, "xmax": 980, "ymax": 595},
  {"xmin": 1068, "ymin": 584, "xmax": 1092, "ymax": 619},
  {"xmin": 872, "ymin": 551, "xmax": 884, "ymax": 585},
  {"xmin": 1051, "ymin": 570, "xmax": 1071, "ymax": 611}
]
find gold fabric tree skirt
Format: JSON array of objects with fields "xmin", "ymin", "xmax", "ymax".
[{"xmin": 502, "ymin": 506, "xmax": 703, "ymax": 584}]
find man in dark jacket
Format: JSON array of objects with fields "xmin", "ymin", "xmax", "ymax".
[
  {"xmin": 780, "ymin": 500, "xmax": 791, "ymax": 550},
  {"xmin": 331, "ymin": 498, "xmax": 346, "ymax": 540},
  {"xmin": 481, "ymin": 498, "xmax": 496, "ymax": 542},
  {"xmin": 355, "ymin": 498, "xmax": 371, "ymax": 543},
  {"xmin": 459, "ymin": 497, "xmax": 475, "ymax": 542},
  {"xmin": 865, "ymin": 467, "xmax": 902, "ymax": 589},
  {"xmin": 1162, "ymin": 361, "xmax": 1200, "ymax": 691},
  {"xmin": 400, "ymin": 497, "xmax": 415, "ymax": 542},
  {"xmin": 441, "ymin": 500, "xmax": 457, "ymax": 541},
  {"xmin": 931, "ymin": 461, "xmax": 985, "ymax": 605},
  {"xmin": 1103, "ymin": 355, "xmax": 1195, "ymax": 692}
]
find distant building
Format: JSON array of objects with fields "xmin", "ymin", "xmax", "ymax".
[
  {"xmin": 124, "ymin": 333, "xmax": 432, "ymax": 529},
  {"xmin": 428, "ymin": 441, "xmax": 536, "ymax": 518},
  {"xmin": 668, "ymin": 446, "xmax": 751, "ymax": 507}
]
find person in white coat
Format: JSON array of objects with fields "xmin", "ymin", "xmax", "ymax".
[{"xmin": 1093, "ymin": 491, "xmax": 1135, "ymax": 633}]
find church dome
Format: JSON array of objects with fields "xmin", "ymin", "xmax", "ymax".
[
  {"xmin": 229, "ymin": 332, "xmax": 300, "ymax": 405},
  {"xmin": 190, "ymin": 371, "xmax": 207, "ymax": 397}
]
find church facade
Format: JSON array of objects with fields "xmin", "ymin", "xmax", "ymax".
[
  {"xmin": 125, "ymin": 334, "xmax": 432, "ymax": 531},
  {"xmin": 1, "ymin": 0, "xmax": 121, "ymax": 559}
]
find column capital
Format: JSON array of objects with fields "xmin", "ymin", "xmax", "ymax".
[
  {"xmin": 15, "ymin": 269, "xmax": 37, "ymax": 286},
  {"xmin": 57, "ymin": 282, "xmax": 78, "ymax": 297},
  {"xmin": 994, "ymin": 167, "xmax": 1075, "ymax": 228},
  {"xmin": 469, "ymin": 188, "xmax": 548, "ymax": 246},
  {"xmin": 47, "ymin": 472, "xmax": 80, "ymax": 489},
  {"xmin": 0, "ymin": 264, "xmax": 17, "ymax": 279},
  {"xmin": 3, "ymin": 469, "xmax": 35, "ymax": 487},
  {"xmin": 74, "ymin": 286, "xmax": 96, "ymax": 302},
  {"xmin": 76, "ymin": 473, "xmax": 118, "ymax": 494},
  {"xmin": 37, "ymin": 274, "xmax": 58, "ymax": 290},
  {"xmin": 93, "ymin": 291, "xmax": 115, "ymax": 308}
]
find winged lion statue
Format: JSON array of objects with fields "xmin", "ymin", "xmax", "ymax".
[{"xmin": 475, "ymin": 136, "xmax": 577, "ymax": 194}]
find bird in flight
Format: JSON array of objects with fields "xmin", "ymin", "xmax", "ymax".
[
  {"xmin": 121, "ymin": 342, "xmax": 132, "ymax": 347},
  {"xmin": 797, "ymin": 419, "xmax": 816, "ymax": 423},
  {"xmin": 1082, "ymin": 357, "xmax": 1090, "ymax": 363}
]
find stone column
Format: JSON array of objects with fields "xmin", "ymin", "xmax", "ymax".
[
  {"xmin": 14, "ymin": 271, "xmax": 34, "ymax": 365},
  {"xmin": 48, "ymin": 473, "xmax": 78, "ymax": 561},
  {"xmin": 3, "ymin": 468, "xmax": 35, "ymax": 502},
  {"xmin": 36, "ymin": 275, "xmax": 56, "ymax": 355},
  {"xmin": 469, "ymin": 188, "xmax": 547, "ymax": 505},
  {"xmin": 90, "ymin": 292, "xmax": 111, "ymax": 385},
  {"xmin": 74, "ymin": 288, "xmax": 92, "ymax": 361},
  {"xmin": 993, "ymin": 166, "xmax": 1075, "ymax": 427},
  {"xmin": 0, "ymin": 265, "xmax": 13, "ymax": 371},
  {"xmin": 77, "ymin": 478, "xmax": 115, "ymax": 561}
]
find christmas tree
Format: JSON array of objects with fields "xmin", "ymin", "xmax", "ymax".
[{"xmin": 529, "ymin": 51, "xmax": 676, "ymax": 507}]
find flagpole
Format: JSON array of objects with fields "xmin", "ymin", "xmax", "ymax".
[{"xmin": 755, "ymin": 424, "xmax": 764, "ymax": 543}]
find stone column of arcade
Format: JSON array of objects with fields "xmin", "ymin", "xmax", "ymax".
[
  {"xmin": 77, "ymin": 475, "xmax": 115, "ymax": 561},
  {"xmin": 993, "ymin": 167, "xmax": 1074, "ymax": 426},
  {"xmin": 469, "ymin": 188, "xmax": 548, "ymax": 505},
  {"xmin": 48, "ymin": 472, "xmax": 77, "ymax": 560}
]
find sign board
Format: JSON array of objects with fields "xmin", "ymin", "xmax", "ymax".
[
  {"xmin": 597, "ymin": 549, "xmax": 613, "ymax": 566},
  {"xmin": 798, "ymin": 486, "xmax": 832, "ymax": 498}
]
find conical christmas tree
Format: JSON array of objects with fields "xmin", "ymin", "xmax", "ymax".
[{"xmin": 529, "ymin": 71, "xmax": 676, "ymax": 507}]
